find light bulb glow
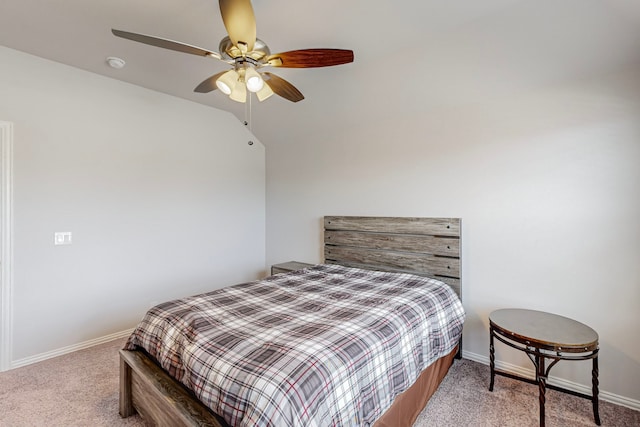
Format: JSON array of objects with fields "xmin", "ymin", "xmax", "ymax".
[
  {"xmin": 244, "ymin": 67, "xmax": 264, "ymax": 93},
  {"xmin": 216, "ymin": 70, "xmax": 238, "ymax": 95},
  {"xmin": 216, "ymin": 81, "xmax": 232, "ymax": 95}
]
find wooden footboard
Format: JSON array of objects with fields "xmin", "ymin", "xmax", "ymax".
[{"xmin": 119, "ymin": 349, "xmax": 229, "ymax": 427}]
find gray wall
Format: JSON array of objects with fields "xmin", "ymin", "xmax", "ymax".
[{"xmin": 0, "ymin": 46, "xmax": 266, "ymax": 362}]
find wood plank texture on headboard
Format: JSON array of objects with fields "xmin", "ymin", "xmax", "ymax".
[{"xmin": 324, "ymin": 216, "xmax": 461, "ymax": 298}]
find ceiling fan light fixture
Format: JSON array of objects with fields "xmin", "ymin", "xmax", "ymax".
[
  {"xmin": 229, "ymin": 80, "xmax": 247, "ymax": 102},
  {"xmin": 216, "ymin": 69, "xmax": 239, "ymax": 95},
  {"xmin": 256, "ymin": 82, "xmax": 274, "ymax": 102},
  {"xmin": 244, "ymin": 67, "xmax": 264, "ymax": 93}
]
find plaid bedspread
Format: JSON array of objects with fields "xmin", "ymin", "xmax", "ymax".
[{"xmin": 125, "ymin": 264, "xmax": 465, "ymax": 427}]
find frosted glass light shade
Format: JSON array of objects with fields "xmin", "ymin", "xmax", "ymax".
[
  {"xmin": 244, "ymin": 67, "xmax": 264, "ymax": 93},
  {"xmin": 229, "ymin": 81, "xmax": 247, "ymax": 102},
  {"xmin": 216, "ymin": 70, "xmax": 238, "ymax": 95},
  {"xmin": 256, "ymin": 82, "xmax": 274, "ymax": 102}
]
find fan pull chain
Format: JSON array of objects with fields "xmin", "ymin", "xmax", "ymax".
[{"xmin": 244, "ymin": 91, "xmax": 253, "ymax": 131}]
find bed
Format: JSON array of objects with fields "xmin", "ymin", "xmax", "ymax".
[{"xmin": 119, "ymin": 216, "xmax": 463, "ymax": 426}]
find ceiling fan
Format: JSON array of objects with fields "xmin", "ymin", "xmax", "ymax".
[{"xmin": 112, "ymin": 0, "xmax": 354, "ymax": 103}]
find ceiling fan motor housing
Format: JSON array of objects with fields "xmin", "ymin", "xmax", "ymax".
[{"xmin": 219, "ymin": 36, "xmax": 270, "ymax": 63}]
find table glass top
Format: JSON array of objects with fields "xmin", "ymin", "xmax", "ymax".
[{"xmin": 490, "ymin": 309, "xmax": 598, "ymax": 349}]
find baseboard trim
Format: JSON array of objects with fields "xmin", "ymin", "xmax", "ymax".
[
  {"xmin": 462, "ymin": 350, "xmax": 640, "ymax": 412},
  {"xmin": 11, "ymin": 328, "xmax": 134, "ymax": 369}
]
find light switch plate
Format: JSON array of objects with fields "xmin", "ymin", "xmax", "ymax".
[{"xmin": 54, "ymin": 232, "xmax": 72, "ymax": 245}]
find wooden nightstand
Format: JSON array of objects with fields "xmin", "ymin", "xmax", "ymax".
[{"xmin": 270, "ymin": 261, "xmax": 314, "ymax": 275}]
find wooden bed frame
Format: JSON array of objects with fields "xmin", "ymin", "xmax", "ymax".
[{"xmin": 119, "ymin": 216, "xmax": 462, "ymax": 426}]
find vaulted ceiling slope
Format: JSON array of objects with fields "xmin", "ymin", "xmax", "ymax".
[{"xmin": 1, "ymin": 0, "xmax": 640, "ymax": 143}]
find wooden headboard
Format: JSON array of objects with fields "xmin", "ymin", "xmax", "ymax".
[{"xmin": 324, "ymin": 216, "xmax": 461, "ymax": 299}]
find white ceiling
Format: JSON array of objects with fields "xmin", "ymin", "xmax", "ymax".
[{"xmin": 2, "ymin": 0, "xmax": 640, "ymax": 144}]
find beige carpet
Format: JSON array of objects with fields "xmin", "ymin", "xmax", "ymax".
[
  {"xmin": 0, "ymin": 337, "xmax": 638, "ymax": 426},
  {"xmin": 416, "ymin": 356, "xmax": 639, "ymax": 427}
]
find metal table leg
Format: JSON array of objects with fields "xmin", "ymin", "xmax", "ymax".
[
  {"xmin": 489, "ymin": 326, "xmax": 495, "ymax": 392},
  {"xmin": 592, "ymin": 356, "xmax": 601, "ymax": 425},
  {"xmin": 536, "ymin": 353, "xmax": 546, "ymax": 427}
]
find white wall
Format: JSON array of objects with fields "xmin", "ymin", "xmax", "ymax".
[
  {"xmin": 265, "ymin": 64, "xmax": 640, "ymax": 404},
  {"xmin": 0, "ymin": 46, "xmax": 265, "ymax": 362}
]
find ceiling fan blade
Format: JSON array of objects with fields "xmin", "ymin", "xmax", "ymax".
[
  {"xmin": 112, "ymin": 29, "xmax": 221, "ymax": 60},
  {"xmin": 263, "ymin": 72, "xmax": 304, "ymax": 103},
  {"xmin": 219, "ymin": 0, "xmax": 256, "ymax": 53},
  {"xmin": 266, "ymin": 49, "xmax": 354, "ymax": 68},
  {"xmin": 194, "ymin": 71, "xmax": 228, "ymax": 93}
]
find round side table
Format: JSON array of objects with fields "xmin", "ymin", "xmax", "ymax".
[{"xmin": 489, "ymin": 308, "xmax": 600, "ymax": 427}]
